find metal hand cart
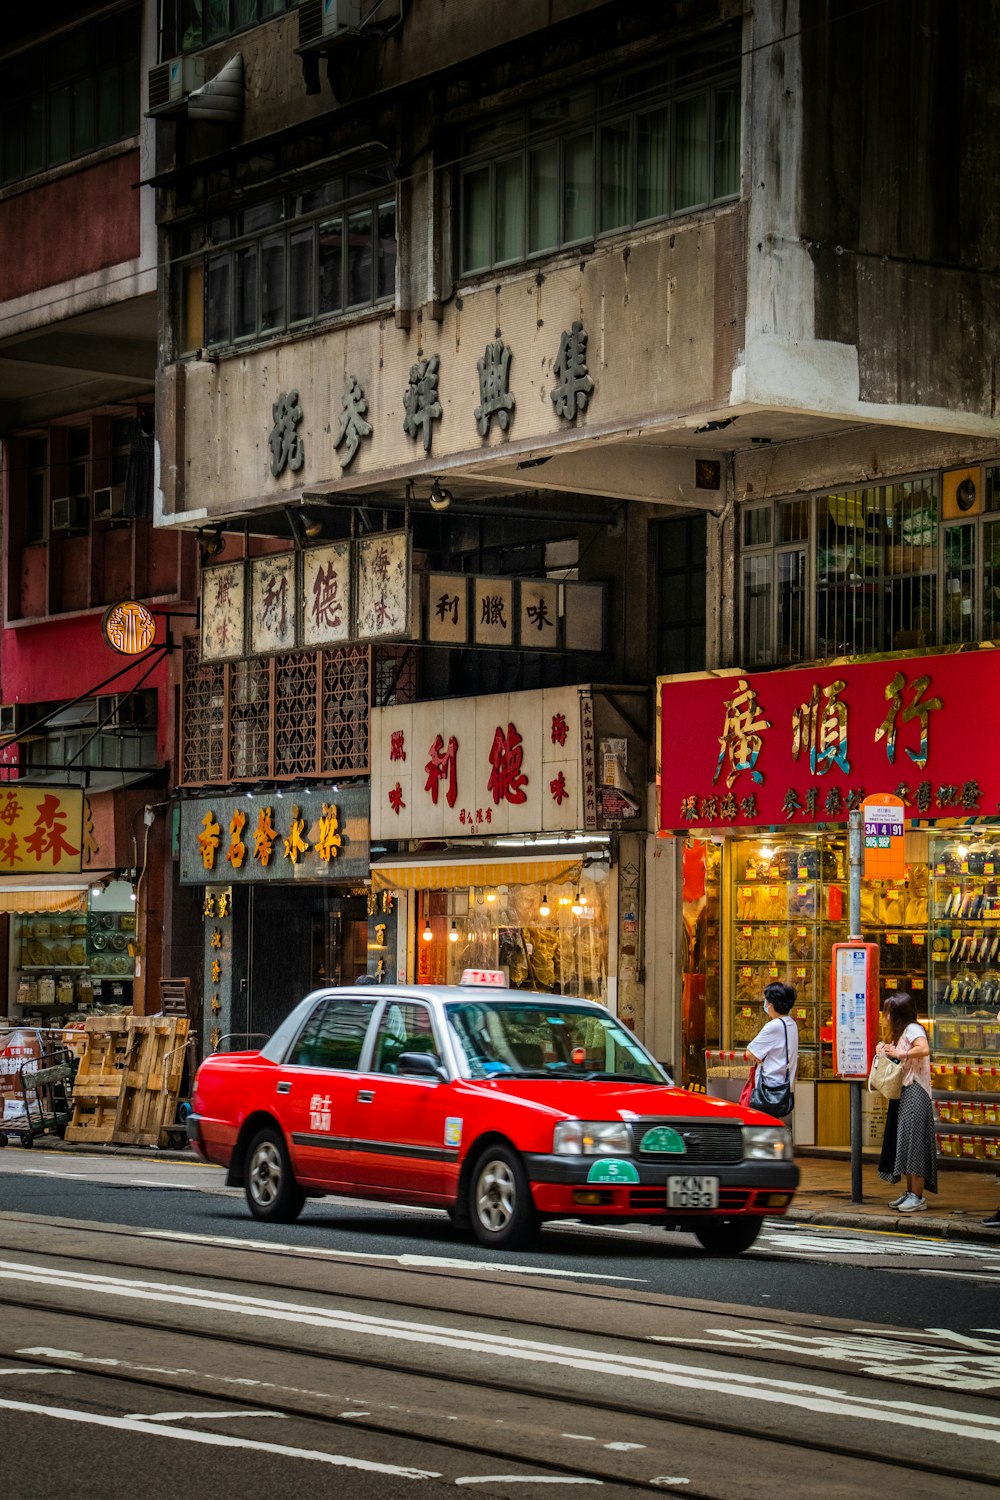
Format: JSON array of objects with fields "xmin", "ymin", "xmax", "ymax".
[{"xmin": 0, "ymin": 1041, "xmax": 76, "ymax": 1149}]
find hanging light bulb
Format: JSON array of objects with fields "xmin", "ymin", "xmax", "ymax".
[
  {"xmin": 422, "ymin": 918, "xmax": 433, "ymax": 942},
  {"xmin": 486, "ymin": 888, "xmax": 497, "ymax": 904},
  {"xmin": 571, "ymin": 890, "xmax": 584, "ymax": 915},
  {"xmin": 539, "ymin": 891, "xmax": 551, "ymax": 917},
  {"xmin": 449, "ymin": 920, "xmax": 459, "ymax": 943}
]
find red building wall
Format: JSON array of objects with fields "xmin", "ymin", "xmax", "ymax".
[
  {"xmin": 0, "ymin": 152, "xmax": 141, "ymax": 302},
  {"xmin": 1, "ymin": 615, "xmax": 171, "ymax": 765}
]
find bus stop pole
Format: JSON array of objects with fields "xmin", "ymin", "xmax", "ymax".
[{"xmin": 848, "ymin": 808, "xmax": 864, "ymax": 1204}]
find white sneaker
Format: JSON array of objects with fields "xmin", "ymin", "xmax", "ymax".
[
  {"xmin": 897, "ymin": 1194, "xmax": 927, "ymax": 1213},
  {"xmin": 888, "ymin": 1192, "xmax": 909, "ymax": 1209}
]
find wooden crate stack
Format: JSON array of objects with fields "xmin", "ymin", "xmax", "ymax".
[{"xmin": 66, "ymin": 1015, "xmax": 190, "ymax": 1148}]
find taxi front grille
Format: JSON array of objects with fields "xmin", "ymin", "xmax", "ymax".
[{"xmin": 633, "ymin": 1123, "xmax": 744, "ymax": 1165}]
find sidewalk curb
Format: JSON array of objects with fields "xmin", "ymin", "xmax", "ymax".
[{"xmin": 785, "ymin": 1206, "xmax": 1000, "ymax": 1245}]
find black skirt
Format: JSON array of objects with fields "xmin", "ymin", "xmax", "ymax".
[{"xmin": 877, "ymin": 1083, "xmax": 938, "ymax": 1194}]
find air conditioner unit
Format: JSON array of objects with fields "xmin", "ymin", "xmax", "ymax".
[
  {"xmin": 0, "ymin": 704, "xmax": 27, "ymax": 737},
  {"xmin": 51, "ymin": 496, "xmax": 90, "ymax": 532},
  {"xmin": 298, "ymin": 0, "xmax": 364, "ymax": 47},
  {"xmin": 93, "ymin": 485, "xmax": 126, "ymax": 521},
  {"xmin": 148, "ymin": 55, "xmax": 206, "ymax": 111}
]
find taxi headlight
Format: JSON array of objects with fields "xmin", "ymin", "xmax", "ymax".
[
  {"xmin": 742, "ymin": 1126, "xmax": 793, "ymax": 1161},
  {"xmin": 553, "ymin": 1120, "xmax": 631, "ymax": 1156}
]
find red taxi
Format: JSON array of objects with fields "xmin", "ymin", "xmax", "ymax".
[{"xmin": 188, "ymin": 976, "xmax": 798, "ymax": 1254}]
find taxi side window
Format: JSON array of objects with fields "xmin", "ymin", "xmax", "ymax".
[
  {"xmin": 372, "ymin": 1002, "xmax": 436, "ymax": 1075},
  {"xmin": 289, "ymin": 997, "xmax": 376, "ymax": 1070}
]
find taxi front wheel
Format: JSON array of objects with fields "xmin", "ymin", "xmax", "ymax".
[
  {"xmin": 245, "ymin": 1126, "xmax": 305, "ymax": 1224},
  {"xmin": 693, "ymin": 1217, "xmax": 763, "ymax": 1255},
  {"xmin": 469, "ymin": 1144, "xmax": 539, "ymax": 1249}
]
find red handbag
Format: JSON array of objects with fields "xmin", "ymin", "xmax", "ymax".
[{"xmin": 739, "ymin": 1064, "xmax": 756, "ymax": 1108}]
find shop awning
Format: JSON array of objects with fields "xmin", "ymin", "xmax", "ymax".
[
  {"xmin": 371, "ymin": 856, "xmax": 584, "ymax": 892},
  {"xmin": 0, "ymin": 874, "xmax": 94, "ymax": 913}
]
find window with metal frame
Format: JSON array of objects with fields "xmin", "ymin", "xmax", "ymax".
[
  {"xmin": 172, "ymin": 164, "xmax": 396, "ymax": 355},
  {"xmin": 734, "ymin": 473, "xmax": 1000, "ymax": 667},
  {"xmin": 164, "ymin": 0, "xmax": 294, "ymax": 54},
  {"xmin": 457, "ymin": 37, "xmax": 740, "ymax": 276},
  {"xmin": 0, "ymin": 8, "xmax": 140, "ymax": 188}
]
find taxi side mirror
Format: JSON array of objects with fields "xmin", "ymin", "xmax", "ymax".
[{"xmin": 398, "ymin": 1051, "xmax": 445, "ymax": 1081}]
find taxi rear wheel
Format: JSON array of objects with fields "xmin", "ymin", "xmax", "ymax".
[
  {"xmin": 245, "ymin": 1126, "xmax": 305, "ymax": 1223},
  {"xmin": 693, "ymin": 1217, "xmax": 763, "ymax": 1255},
  {"xmin": 469, "ymin": 1144, "xmax": 539, "ymax": 1249}
]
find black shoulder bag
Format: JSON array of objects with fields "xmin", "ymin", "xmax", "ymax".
[{"xmin": 748, "ymin": 1017, "xmax": 793, "ymax": 1119}]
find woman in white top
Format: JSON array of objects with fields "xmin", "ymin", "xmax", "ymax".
[
  {"xmin": 876, "ymin": 991, "xmax": 936, "ymax": 1213},
  {"xmin": 747, "ymin": 982, "xmax": 799, "ymax": 1117}
]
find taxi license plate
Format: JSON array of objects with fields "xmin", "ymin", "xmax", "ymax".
[{"xmin": 667, "ymin": 1175, "xmax": 719, "ymax": 1209}]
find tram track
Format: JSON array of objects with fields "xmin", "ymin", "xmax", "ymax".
[{"xmin": 0, "ymin": 1217, "xmax": 997, "ymax": 1494}]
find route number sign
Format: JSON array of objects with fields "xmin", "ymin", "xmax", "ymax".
[{"xmin": 861, "ymin": 793, "xmax": 905, "ymax": 881}]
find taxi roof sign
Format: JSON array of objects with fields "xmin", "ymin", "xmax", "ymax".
[{"xmin": 460, "ymin": 968, "xmax": 508, "ymax": 988}]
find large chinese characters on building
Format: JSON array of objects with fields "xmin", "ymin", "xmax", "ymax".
[
  {"xmin": 370, "ymin": 687, "xmax": 590, "ymax": 840},
  {"xmin": 659, "ymin": 650, "xmax": 993, "ymax": 830}
]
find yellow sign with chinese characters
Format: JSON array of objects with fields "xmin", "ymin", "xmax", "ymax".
[{"xmin": 0, "ymin": 786, "xmax": 84, "ymax": 875}]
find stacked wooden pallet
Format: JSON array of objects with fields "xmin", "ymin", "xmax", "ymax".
[{"xmin": 65, "ymin": 1015, "xmax": 190, "ymax": 1148}]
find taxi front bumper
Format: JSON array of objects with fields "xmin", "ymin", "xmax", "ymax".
[{"xmin": 523, "ymin": 1154, "xmax": 799, "ymax": 1218}]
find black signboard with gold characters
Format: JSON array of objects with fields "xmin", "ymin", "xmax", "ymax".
[{"xmin": 179, "ymin": 786, "xmax": 370, "ymax": 885}]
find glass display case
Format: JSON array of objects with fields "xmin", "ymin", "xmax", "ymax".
[
  {"xmin": 729, "ymin": 837, "xmax": 848, "ymax": 1082},
  {"xmin": 928, "ymin": 834, "xmax": 1000, "ymax": 1166},
  {"xmin": 12, "ymin": 903, "xmax": 135, "ymax": 1020}
]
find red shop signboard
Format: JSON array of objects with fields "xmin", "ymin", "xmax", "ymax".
[{"xmin": 659, "ymin": 649, "xmax": 995, "ymax": 831}]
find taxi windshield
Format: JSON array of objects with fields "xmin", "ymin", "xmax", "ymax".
[{"xmin": 446, "ymin": 999, "xmax": 670, "ymax": 1084}]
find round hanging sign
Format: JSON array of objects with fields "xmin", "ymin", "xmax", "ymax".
[{"xmin": 102, "ymin": 600, "xmax": 157, "ymax": 655}]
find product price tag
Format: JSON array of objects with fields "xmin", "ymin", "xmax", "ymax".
[
  {"xmin": 986, "ymin": 863, "xmax": 995, "ymax": 875},
  {"xmin": 962, "ymin": 861, "xmax": 970, "ymax": 873},
  {"xmin": 741, "ymin": 967, "xmax": 752, "ymax": 977},
  {"xmin": 742, "ymin": 926, "xmax": 752, "ymax": 936},
  {"xmin": 936, "ymin": 863, "xmax": 946, "ymax": 874},
  {"xmin": 769, "ymin": 926, "xmax": 780, "ymax": 936},
  {"xmin": 911, "ymin": 933, "xmax": 924, "ymax": 945},
  {"xmin": 887, "ymin": 933, "xmax": 899, "ymax": 944},
  {"xmin": 798, "ymin": 885, "xmax": 808, "ymax": 895},
  {"xmin": 769, "ymin": 966, "xmax": 779, "ymax": 977},
  {"xmin": 797, "ymin": 866, "xmax": 808, "ymax": 878},
  {"xmin": 912, "ymin": 978, "xmax": 924, "ymax": 990},
  {"xmin": 795, "ymin": 966, "xmax": 806, "ymax": 978}
]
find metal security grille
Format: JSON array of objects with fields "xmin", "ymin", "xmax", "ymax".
[
  {"xmin": 180, "ymin": 638, "xmax": 225, "ymax": 785},
  {"xmin": 324, "ymin": 647, "xmax": 370, "ymax": 768},
  {"xmin": 180, "ymin": 636, "xmax": 370, "ymax": 786},
  {"xmin": 633, "ymin": 1123, "xmax": 744, "ymax": 1164}
]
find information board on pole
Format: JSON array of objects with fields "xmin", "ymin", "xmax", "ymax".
[
  {"xmin": 861, "ymin": 793, "xmax": 906, "ymax": 881},
  {"xmin": 830, "ymin": 942, "xmax": 880, "ymax": 1078}
]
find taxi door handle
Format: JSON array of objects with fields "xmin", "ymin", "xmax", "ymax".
[
  {"xmin": 357, "ymin": 1089, "xmax": 375, "ymax": 1103},
  {"xmin": 276, "ymin": 1080, "xmax": 291, "ymax": 1095}
]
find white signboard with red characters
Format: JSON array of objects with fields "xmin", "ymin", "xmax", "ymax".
[{"xmin": 370, "ymin": 686, "xmax": 588, "ymax": 839}]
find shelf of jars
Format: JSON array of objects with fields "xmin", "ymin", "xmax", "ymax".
[
  {"xmin": 927, "ymin": 833, "xmax": 1000, "ymax": 1169},
  {"xmin": 12, "ymin": 910, "xmax": 135, "ymax": 1018}
]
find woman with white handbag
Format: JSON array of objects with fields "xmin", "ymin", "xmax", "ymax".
[{"xmin": 876, "ymin": 991, "xmax": 937, "ymax": 1213}]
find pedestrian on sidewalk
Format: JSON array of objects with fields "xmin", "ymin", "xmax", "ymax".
[
  {"xmin": 876, "ymin": 991, "xmax": 937, "ymax": 1213},
  {"xmin": 746, "ymin": 981, "xmax": 799, "ymax": 1119}
]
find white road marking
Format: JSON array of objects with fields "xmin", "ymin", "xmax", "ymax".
[
  {"xmin": 604, "ymin": 1442, "xmax": 645, "ymax": 1451},
  {"xmin": 338, "ymin": 1411, "xmax": 371, "ymax": 1419},
  {"xmin": 650, "ymin": 1480, "xmax": 690, "ymax": 1489},
  {"xmin": 0, "ymin": 1367, "xmax": 73, "ymax": 1376},
  {"xmin": 761, "ymin": 1227, "xmax": 1000, "ymax": 1263},
  {"xmin": 0, "ymin": 1396, "xmax": 440, "ymax": 1478},
  {"xmin": 127, "ymin": 1409, "xmax": 286, "ymax": 1422},
  {"xmin": 129, "ymin": 1179, "xmax": 203, "ymax": 1191},
  {"xmin": 7, "ymin": 1259, "xmax": 1000, "ymax": 1445},
  {"xmin": 139, "ymin": 1229, "xmax": 644, "ymax": 1281},
  {"xmin": 21, "ymin": 1169, "xmax": 109, "ymax": 1181},
  {"xmin": 649, "ymin": 1325, "xmax": 1000, "ymax": 1393},
  {"xmin": 454, "ymin": 1479, "xmax": 600, "ymax": 1487},
  {"xmin": 561, "ymin": 1435, "xmax": 596, "ymax": 1443}
]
